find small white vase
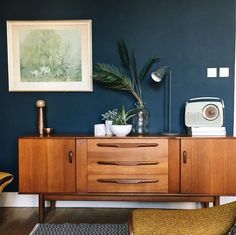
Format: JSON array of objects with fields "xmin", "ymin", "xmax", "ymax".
[
  {"xmin": 111, "ymin": 124, "xmax": 132, "ymax": 137},
  {"xmin": 105, "ymin": 120, "xmax": 113, "ymax": 135}
]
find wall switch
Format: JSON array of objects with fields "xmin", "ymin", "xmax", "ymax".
[
  {"xmin": 207, "ymin": 68, "xmax": 217, "ymax": 78},
  {"xmin": 219, "ymin": 67, "xmax": 229, "ymax": 78}
]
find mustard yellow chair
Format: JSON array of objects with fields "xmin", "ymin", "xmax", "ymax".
[
  {"xmin": 0, "ymin": 171, "xmax": 13, "ymax": 192},
  {"xmin": 129, "ymin": 201, "xmax": 236, "ymax": 235}
]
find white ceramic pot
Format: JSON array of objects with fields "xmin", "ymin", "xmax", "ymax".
[
  {"xmin": 111, "ymin": 124, "xmax": 132, "ymax": 137},
  {"xmin": 105, "ymin": 120, "xmax": 113, "ymax": 135}
]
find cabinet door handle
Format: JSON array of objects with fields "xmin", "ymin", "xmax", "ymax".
[
  {"xmin": 183, "ymin": 151, "xmax": 188, "ymax": 164},
  {"xmin": 97, "ymin": 179, "xmax": 159, "ymax": 184},
  {"xmin": 97, "ymin": 161, "xmax": 159, "ymax": 166},
  {"xmin": 68, "ymin": 151, "xmax": 73, "ymax": 164},
  {"xmin": 96, "ymin": 143, "xmax": 159, "ymax": 148}
]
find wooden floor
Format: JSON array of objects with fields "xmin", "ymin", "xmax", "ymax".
[{"xmin": 0, "ymin": 207, "xmax": 132, "ymax": 235}]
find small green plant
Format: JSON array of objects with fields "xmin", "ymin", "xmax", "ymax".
[
  {"xmin": 101, "ymin": 108, "xmax": 118, "ymax": 121},
  {"xmin": 112, "ymin": 106, "xmax": 135, "ymax": 125}
]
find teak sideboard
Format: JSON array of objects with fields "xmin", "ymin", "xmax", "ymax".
[{"xmin": 18, "ymin": 135, "xmax": 236, "ymax": 222}]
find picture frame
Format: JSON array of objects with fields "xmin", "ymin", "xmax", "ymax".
[{"xmin": 7, "ymin": 20, "xmax": 93, "ymax": 92}]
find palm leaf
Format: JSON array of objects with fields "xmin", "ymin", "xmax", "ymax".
[
  {"xmin": 130, "ymin": 50, "xmax": 138, "ymax": 81},
  {"xmin": 93, "ymin": 63, "xmax": 133, "ymax": 91},
  {"xmin": 130, "ymin": 49, "xmax": 141, "ymax": 97},
  {"xmin": 117, "ymin": 40, "xmax": 130, "ymax": 70},
  {"xmin": 93, "ymin": 63, "xmax": 143, "ymax": 104},
  {"xmin": 138, "ymin": 56, "xmax": 160, "ymax": 82}
]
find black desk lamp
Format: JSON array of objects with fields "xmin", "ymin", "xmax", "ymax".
[{"xmin": 151, "ymin": 66, "xmax": 179, "ymax": 136}]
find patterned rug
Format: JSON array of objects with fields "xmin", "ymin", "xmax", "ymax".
[{"xmin": 30, "ymin": 223, "xmax": 129, "ymax": 235}]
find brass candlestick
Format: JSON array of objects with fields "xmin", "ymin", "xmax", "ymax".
[{"xmin": 36, "ymin": 100, "xmax": 46, "ymax": 135}]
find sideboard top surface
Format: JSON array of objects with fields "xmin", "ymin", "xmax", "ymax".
[{"xmin": 18, "ymin": 134, "xmax": 235, "ymax": 139}]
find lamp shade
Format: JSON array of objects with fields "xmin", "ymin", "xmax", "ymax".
[{"xmin": 151, "ymin": 66, "xmax": 169, "ymax": 82}]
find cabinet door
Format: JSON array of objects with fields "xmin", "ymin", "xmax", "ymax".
[
  {"xmin": 181, "ymin": 139, "xmax": 236, "ymax": 194},
  {"xmin": 19, "ymin": 138, "xmax": 75, "ymax": 193}
]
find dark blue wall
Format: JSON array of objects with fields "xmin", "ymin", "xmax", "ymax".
[{"xmin": 0, "ymin": 0, "xmax": 235, "ymax": 191}]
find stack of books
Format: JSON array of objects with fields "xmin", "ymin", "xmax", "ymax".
[{"xmin": 188, "ymin": 127, "xmax": 226, "ymax": 136}]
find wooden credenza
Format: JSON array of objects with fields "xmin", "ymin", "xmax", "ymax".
[{"xmin": 18, "ymin": 136, "xmax": 236, "ymax": 222}]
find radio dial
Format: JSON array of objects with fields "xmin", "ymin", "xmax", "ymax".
[{"xmin": 202, "ymin": 104, "xmax": 219, "ymax": 121}]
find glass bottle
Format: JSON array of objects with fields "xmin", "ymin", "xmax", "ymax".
[{"xmin": 132, "ymin": 103, "xmax": 149, "ymax": 135}]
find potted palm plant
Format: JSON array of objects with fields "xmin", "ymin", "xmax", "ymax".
[{"xmin": 93, "ymin": 40, "xmax": 159, "ymax": 134}]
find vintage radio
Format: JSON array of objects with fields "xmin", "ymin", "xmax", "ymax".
[{"xmin": 185, "ymin": 97, "xmax": 224, "ymax": 127}]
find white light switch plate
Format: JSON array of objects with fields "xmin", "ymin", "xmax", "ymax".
[
  {"xmin": 219, "ymin": 67, "xmax": 229, "ymax": 77},
  {"xmin": 207, "ymin": 68, "xmax": 217, "ymax": 78}
]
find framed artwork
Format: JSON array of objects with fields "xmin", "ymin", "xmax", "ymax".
[{"xmin": 7, "ymin": 20, "xmax": 92, "ymax": 92}]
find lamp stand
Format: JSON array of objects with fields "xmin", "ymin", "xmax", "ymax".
[{"xmin": 160, "ymin": 69, "xmax": 179, "ymax": 136}]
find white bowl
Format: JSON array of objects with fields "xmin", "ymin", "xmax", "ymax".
[{"xmin": 111, "ymin": 124, "xmax": 132, "ymax": 137}]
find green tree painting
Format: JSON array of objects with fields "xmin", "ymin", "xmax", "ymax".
[{"xmin": 20, "ymin": 29, "xmax": 82, "ymax": 82}]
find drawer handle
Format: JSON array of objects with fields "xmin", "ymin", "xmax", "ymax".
[
  {"xmin": 183, "ymin": 151, "xmax": 187, "ymax": 164},
  {"xmin": 97, "ymin": 161, "xmax": 159, "ymax": 166},
  {"xmin": 68, "ymin": 151, "xmax": 73, "ymax": 164},
  {"xmin": 96, "ymin": 143, "xmax": 159, "ymax": 148},
  {"xmin": 97, "ymin": 179, "xmax": 159, "ymax": 184}
]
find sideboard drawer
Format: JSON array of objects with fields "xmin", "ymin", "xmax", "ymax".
[
  {"xmin": 87, "ymin": 139, "xmax": 168, "ymax": 175},
  {"xmin": 88, "ymin": 174, "xmax": 168, "ymax": 193},
  {"xmin": 88, "ymin": 156, "xmax": 167, "ymax": 175},
  {"xmin": 88, "ymin": 139, "xmax": 168, "ymax": 154}
]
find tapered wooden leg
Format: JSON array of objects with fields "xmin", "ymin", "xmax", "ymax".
[
  {"xmin": 213, "ymin": 196, "xmax": 220, "ymax": 206},
  {"xmin": 128, "ymin": 214, "xmax": 134, "ymax": 235},
  {"xmin": 50, "ymin": 200, "xmax": 56, "ymax": 209},
  {"xmin": 39, "ymin": 194, "xmax": 45, "ymax": 223},
  {"xmin": 202, "ymin": 202, "xmax": 209, "ymax": 208}
]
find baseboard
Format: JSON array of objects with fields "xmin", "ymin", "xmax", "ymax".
[{"xmin": 0, "ymin": 192, "xmax": 235, "ymax": 208}]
